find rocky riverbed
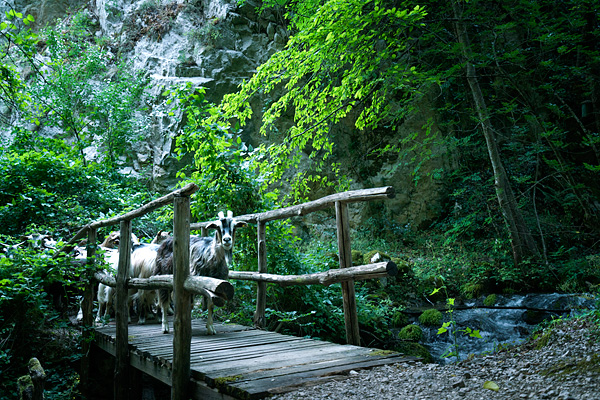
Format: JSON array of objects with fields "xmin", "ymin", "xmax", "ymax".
[{"xmin": 271, "ymin": 315, "xmax": 600, "ymax": 400}]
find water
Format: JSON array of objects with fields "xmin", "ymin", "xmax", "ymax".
[{"xmin": 418, "ymin": 293, "xmax": 597, "ymax": 363}]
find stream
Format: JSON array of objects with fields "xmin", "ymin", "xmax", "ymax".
[{"xmin": 414, "ymin": 293, "xmax": 597, "ymax": 363}]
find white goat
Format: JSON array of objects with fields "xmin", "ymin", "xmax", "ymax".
[{"xmin": 153, "ymin": 211, "xmax": 246, "ymax": 334}]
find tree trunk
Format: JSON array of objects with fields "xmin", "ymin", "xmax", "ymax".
[{"xmin": 452, "ymin": 1, "xmax": 540, "ymax": 265}]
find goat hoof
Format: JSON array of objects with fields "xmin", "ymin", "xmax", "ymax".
[{"xmin": 206, "ymin": 326, "xmax": 216, "ymax": 335}]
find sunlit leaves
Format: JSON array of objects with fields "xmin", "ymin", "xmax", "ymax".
[{"xmin": 220, "ymin": 0, "xmax": 428, "ymax": 201}]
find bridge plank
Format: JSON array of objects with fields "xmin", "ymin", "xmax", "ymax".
[{"xmin": 92, "ymin": 319, "xmax": 418, "ymax": 399}]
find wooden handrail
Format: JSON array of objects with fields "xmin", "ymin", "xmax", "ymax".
[
  {"xmin": 229, "ymin": 261, "xmax": 397, "ymax": 286},
  {"xmin": 190, "ymin": 186, "xmax": 395, "ymax": 229},
  {"xmin": 53, "ymin": 183, "xmax": 199, "ymax": 258},
  {"xmin": 75, "ymin": 185, "xmax": 396, "ymax": 399}
]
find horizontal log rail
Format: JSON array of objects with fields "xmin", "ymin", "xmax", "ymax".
[
  {"xmin": 228, "ymin": 261, "xmax": 397, "ymax": 286},
  {"xmin": 190, "ymin": 186, "xmax": 395, "ymax": 229},
  {"xmin": 53, "ymin": 183, "xmax": 199, "ymax": 259},
  {"xmin": 94, "ymin": 273, "xmax": 233, "ymax": 307}
]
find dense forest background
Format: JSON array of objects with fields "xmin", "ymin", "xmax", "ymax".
[{"xmin": 0, "ymin": 0, "xmax": 599, "ymax": 397}]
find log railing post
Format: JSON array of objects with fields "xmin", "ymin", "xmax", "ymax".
[
  {"xmin": 172, "ymin": 195, "xmax": 191, "ymax": 400},
  {"xmin": 254, "ymin": 220, "xmax": 267, "ymax": 328},
  {"xmin": 335, "ymin": 201, "xmax": 360, "ymax": 346},
  {"xmin": 114, "ymin": 220, "xmax": 132, "ymax": 399},
  {"xmin": 80, "ymin": 228, "xmax": 96, "ymax": 393}
]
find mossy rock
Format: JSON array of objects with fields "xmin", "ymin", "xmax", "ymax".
[
  {"xmin": 483, "ymin": 294, "xmax": 497, "ymax": 307},
  {"xmin": 461, "ymin": 282, "xmax": 485, "ymax": 299},
  {"xmin": 391, "ymin": 258, "xmax": 412, "ymax": 275},
  {"xmin": 418, "ymin": 309, "xmax": 443, "ymax": 327},
  {"xmin": 391, "ymin": 311, "xmax": 409, "ymax": 328},
  {"xmin": 398, "ymin": 324, "xmax": 423, "ymax": 341},
  {"xmin": 363, "ymin": 250, "xmax": 391, "ymax": 265},
  {"xmin": 393, "ymin": 342, "xmax": 433, "ymax": 363},
  {"xmin": 351, "ymin": 250, "xmax": 363, "ymax": 266}
]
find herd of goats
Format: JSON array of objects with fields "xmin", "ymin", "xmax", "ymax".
[{"xmin": 4, "ymin": 211, "xmax": 247, "ymax": 336}]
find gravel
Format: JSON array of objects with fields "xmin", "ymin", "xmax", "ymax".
[{"xmin": 271, "ymin": 316, "xmax": 600, "ymax": 400}]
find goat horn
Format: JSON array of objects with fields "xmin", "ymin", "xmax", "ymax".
[
  {"xmin": 218, "ymin": 211, "xmax": 225, "ymax": 219},
  {"xmin": 227, "ymin": 210, "xmax": 233, "ymax": 218}
]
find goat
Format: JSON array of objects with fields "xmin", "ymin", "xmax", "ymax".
[
  {"xmin": 95, "ymin": 231, "xmax": 142, "ymax": 323},
  {"xmin": 74, "ymin": 231, "xmax": 140, "ymax": 324},
  {"xmin": 153, "ymin": 211, "xmax": 246, "ymax": 334}
]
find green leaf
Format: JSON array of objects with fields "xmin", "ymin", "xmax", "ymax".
[
  {"xmin": 483, "ymin": 381, "xmax": 499, "ymax": 391},
  {"xmin": 470, "ymin": 329, "xmax": 482, "ymax": 339}
]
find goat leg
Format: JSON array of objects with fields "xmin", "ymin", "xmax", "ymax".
[{"xmin": 206, "ymin": 296, "xmax": 216, "ymax": 335}]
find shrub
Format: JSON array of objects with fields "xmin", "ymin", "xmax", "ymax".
[
  {"xmin": 398, "ymin": 324, "xmax": 423, "ymax": 341},
  {"xmin": 418, "ymin": 309, "xmax": 443, "ymax": 327},
  {"xmin": 392, "ymin": 311, "xmax": 409, "ymax": 328}
]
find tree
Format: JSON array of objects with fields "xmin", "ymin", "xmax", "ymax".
[
  {"xmin": 1, "ymin": 10, "xmax": 149, "ymax": 167},
  {"xmin": 451, "ymin": 0, "xmax": 540, "ymax": 264},
  {"xmin": 220, "ymin": 0, "xmax": 430, "ymax": 200}
]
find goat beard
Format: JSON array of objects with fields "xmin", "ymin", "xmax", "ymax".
[{"xmin": 224, "ymin": 250, "xmax": 233, "ymax": 267}]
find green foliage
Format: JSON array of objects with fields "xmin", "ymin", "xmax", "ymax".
[
  {"xmin": 220, "ymin": 0, "xmax": 429, "ymax": 201},
  {"xmin": 2, "ymin": 9, "xmax": 150, "ymax": 166},
  {"xmin": 393, "ymin": 341, "xmax": 432, "ymax": 363},
  {"xmin": 431, "ymin": 284, "xmax": 482, "ymax": 363},
  {"xmin": 483, "ymin": 294, "xmax": 497, "ymax": 307},
  {"xmin": 0, "ymin": 238, "xmax": 92, "ymax": 398},
  {"xmin": 391, "ymin": 310, "xmax": 408, "ymax": 328},
  {"xmin": 0, "ymin": 149, "xmax": 160, "ymax": 237},
  {"xmin": 351, "ymin": 249, "xmax": 363, "ymax": 266},
  {"xmin": 398, "ymin": 324, "xmax": 423, "ymax": 341},
  {"xmin": 166, "ymin": 83, "xmax": 263, "ymax": 222},
  {"xmin": 418, "ymin": 308, "xmax": 442, "ymax": 327}
]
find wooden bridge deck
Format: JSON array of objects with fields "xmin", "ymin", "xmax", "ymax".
[{"xmin": 93, "ymin": 318, "xmax": 417, "ymax": 399}]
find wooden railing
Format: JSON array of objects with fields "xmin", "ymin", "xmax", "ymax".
[{"xmin": 58, "ymin": 185, "xmax": 396, "ymax": 399}]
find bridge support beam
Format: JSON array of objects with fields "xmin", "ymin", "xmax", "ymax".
[
  {"xmin": 254, "ymin": 220, "xmax": 267, "ymax": 328},
  {"xmin": 115, "ymin": 220, "xmax": 132, "ymax": 399},
  {"xmin": 172, "ymin": 194, "xmax": 191, "ymax": 400},
  {"xmin": 335, "ymin": 201, "xmax": 360, "ymax": 346}
]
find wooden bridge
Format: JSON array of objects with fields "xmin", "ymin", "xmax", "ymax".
[
  {"xmin": 93, "ymin": 317, "xmax": 416, "ymax": 399},
  {"xmin": 56, "ymin": 185, "xmax": 403, "ymax": 399}
]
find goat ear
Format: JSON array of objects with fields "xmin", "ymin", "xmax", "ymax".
[
  {"xmin": 234, "ymin": 220, "xmax": 247, "ymax": 229},
  {"xmin": 206, "ymin": 222, "xmax": 221, "ymax": 231}
]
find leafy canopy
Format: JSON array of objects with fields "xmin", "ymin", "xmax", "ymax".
[{"xmin": 222, "ymin": 0, "xmax": 429, "ymax": 200}]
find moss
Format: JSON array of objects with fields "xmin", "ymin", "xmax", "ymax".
[
  {"xmin": 351, "ymin": 249, "xmax": 363, "ymax": 266},
  {"xmin": 418, "ymin": 309, "xmax": 443, "ymax": 327},
  {"xmin": 392, "ymin": 311, "xmax": 409, "ymax": 328},
  {"xmin": 369, "ymin": 349, "xmax": 398, "ymax": 356},
  {"xmin": 534, "ymin": 331, "xmax": 552, "ymax": 350},
  {"xmin": 541, "ymin": 354, "xmax": 600, "ymax": 377},
  {"xmin": 483, "ymin": 294, "xmax": 497, "ymax": 307},
  {"xmin": 461, "ymin": 282, "xmax": 484, "ymax": 299},
  {"xmin": 214, "ymin": 375, "xmax": 242, "ymax": 385},
  {"xmin": 391, "ymin": 258, "xmax": 412, "ymax": 276},
  {"xmin": 398, "ymin": 324, "xmax": 423, "ymax": 341},
  {"xmin": 393, "ymin": 342, "xmax": 433, "ymax": 363},
  {"xmin": 363, "ymin": 250, "xmax": 391, "ymax": 265}
]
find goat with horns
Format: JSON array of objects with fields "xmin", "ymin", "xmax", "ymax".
[{"xmin": 153, "ymin": 211, "xmax": 247, "ymax": 334}]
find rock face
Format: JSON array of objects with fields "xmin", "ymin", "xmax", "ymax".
[{"xmin": 5, "ymin": 0, "xmax": 454, "ymax": 229}]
